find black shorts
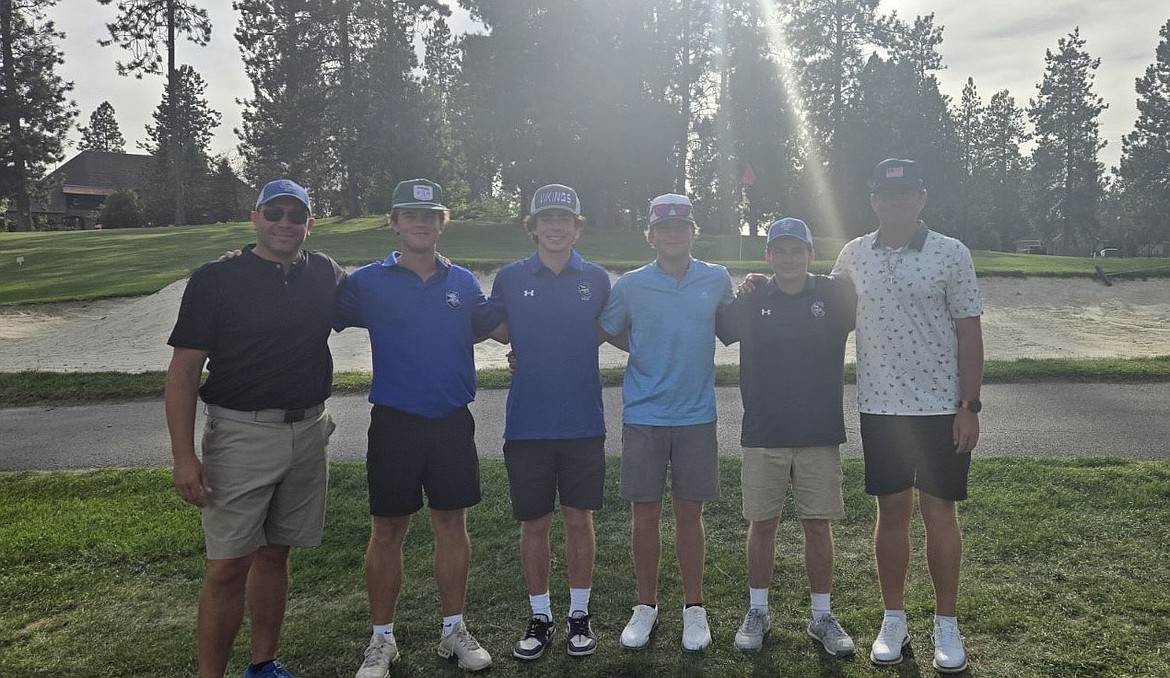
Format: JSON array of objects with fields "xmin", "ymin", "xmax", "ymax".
[
  {"xmin": 502, "ymin": 437, "xmax": 606, "ymax": 521},
  {"xmin": 860, "ymin": 414, "xmax": 970, "ymax": 501},
  {"xmin": 366, "ymin": 404, "xmax": 481, "ymax": 517}
]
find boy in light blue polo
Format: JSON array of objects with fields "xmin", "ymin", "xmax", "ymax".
[
  {"xmin": 598, "ymin": 192, "xmax": 734, "ymax": 653},
  {"xmin": 489, "ymin": 183, "xmax": 611, "ymax": 660}
]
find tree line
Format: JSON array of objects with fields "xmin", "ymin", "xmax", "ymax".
[{"xmin": 1, "ymin": 1, "xmax": 1168, "ymax": 256}]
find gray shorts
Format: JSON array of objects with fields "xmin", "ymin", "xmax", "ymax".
[{"xmin": 619, "ymin": 422, "xmax": 720, "ymax": 503}]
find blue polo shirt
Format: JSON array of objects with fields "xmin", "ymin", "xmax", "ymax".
[
  {"xmin": 333, "ymin": 252, "xmax": 502, "ymax": 418},
  {"xmin": 598, "ymin": 258, "xmax": 734, "ymax": 426},
  {"xmin": 490, "ymin": 250, "xmax": 611, "ymax": 440}
]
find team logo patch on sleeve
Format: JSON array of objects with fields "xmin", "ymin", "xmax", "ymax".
[
  {"xmin": 810, "ymin": 300, "xmax": 826, "ymax": 318},
  {"xmin": 578, "ymin": 282, "xmax": 592, "ymax": 300},
  {"xmin": 445, "ymin": 291, "xmax": 462, "ymax": 309}
]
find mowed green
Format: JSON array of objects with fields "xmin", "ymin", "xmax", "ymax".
[
  {"xmin": 2, "ymin": 458, "xmax": 1168, "ymax": 677},
  {"xmin": 2, "ymin": 217, "xmax": 1166, "ymax": 305}
]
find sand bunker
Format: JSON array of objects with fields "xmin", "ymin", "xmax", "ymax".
[{"xmin": 1, "ymin": 275, "xmax": 1166, "ymax": 373}]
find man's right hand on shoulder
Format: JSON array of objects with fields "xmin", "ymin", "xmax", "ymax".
[
  {"xmin": 172, "ymin": 455, "xmax": 211, "ymax": 507},
  {"xmin": 218, "ymin": 249, "xmax": 244, "ymax": 261},
  {"xmin": 738, "ymin": 272, "xmax": 768, "ymax": 296}
]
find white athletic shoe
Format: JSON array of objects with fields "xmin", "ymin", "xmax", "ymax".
[
  {"xmin": 620, "ymin": 604, "xmax": 658, "ymax": 650},
  {"xmin": 870, "ymin": 615, "xmax": 911, "ymax": 666},
  {"xmin": 436, "ymin": 622, "xmax": 492, "ymax": 672},
  {"xmin": 681, "ymin": 606, "xmax": 712, "ymax": 653},
  {"xmin": 355, "ymin": 634, "xmax": 399, "ymax": 678},
  {"xmin": 932, "ymin": 618, "xmax": 968, "ymax": 673}
]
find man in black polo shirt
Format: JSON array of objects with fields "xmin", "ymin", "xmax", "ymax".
[
  {"xmin": 165, "ymin": 179, "xmax": 345, "ymax": 678},
  {"xmin": 720, "ymin": 218, "xmax": 857, "ymax": 657}
]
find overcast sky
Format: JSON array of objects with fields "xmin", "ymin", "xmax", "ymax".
[{"xmin": 49, "ymin": 1, "xmax": 1168, "ymax": 171}]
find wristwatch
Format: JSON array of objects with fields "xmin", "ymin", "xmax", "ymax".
[{"xmin": 958, "ymin": 399, "xmax": 982, "ymax": 414}]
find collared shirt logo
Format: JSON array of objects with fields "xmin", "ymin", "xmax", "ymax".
[
  {"xmin": 811, "ymin": 300, "xmax": 826, "ymax": 318},
  {"xmin": 445, "ymin": 291, "xmax": 461, "ymax": 309},
  {"xmin": 578, "ymin": 282, "xmax": 592, "ymax": 300},
  {"xmin": 760, "ymin": 308, "xmax": 772, "ymax": 316},
  {"xmin": 523, "ymin": 289, "xmax": 535, "ymax": 297},
  {"xmin": 414, "ymin": 185, "xmax": 434, "ymax": 201}
]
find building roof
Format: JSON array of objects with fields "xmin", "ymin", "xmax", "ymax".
[{"xmin": 39, "ymin": 151, "xmax": 157, "ymax": 213}]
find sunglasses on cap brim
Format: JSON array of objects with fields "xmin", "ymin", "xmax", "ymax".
[{"xmin": 651, "ymin": 203, "xmax": 693, "ymax": 219}]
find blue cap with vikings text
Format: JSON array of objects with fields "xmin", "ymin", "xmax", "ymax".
[
  {"xmin": 256, "ymin": 179, "xmax": 311, "ymax": 211},
  {"xmin": 766, "ymin": 217, "xmax": 813, "ymax": 248},
  {"xmin": 391, "ymin": 178, "xmax": 447, "ymax": 210},
  {"xmin": 871, "ymin": 158, "xmax": 926, "ymax": 191},
  {"xmin": 530, "ymin": 184, "xmax": 580, "ymax": 215}
]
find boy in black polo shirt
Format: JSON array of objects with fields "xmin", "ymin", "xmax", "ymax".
[{"xmin": 720, "ymin": 218, "xmax": 857, "ymax": 657}]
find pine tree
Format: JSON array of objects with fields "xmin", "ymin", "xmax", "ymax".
[
  {"xmin": 1116, "ymin": 19, "xmax": 1170, "ymax": 253},
  {"xmin": 0, "ymin": 0, "xmax": 76, "ymax": 230},
  {"xmin": 1027, "ymin": 27, "xmax": 1107, "ymax": 251},
  {"xmin": 981, "ymin": 89, "xmax": 1031, "ymax": 249},
  {"xmin": 779, "ymin": 0, "xmax": 882, "ymax": 150},
  {"xmin": 78, "ymin": 101, "xmax": 125, "ymax": 153},
  {"xmin": 99, "ymin": 0, "xmax": 211, "ymax": 225},
  {"xmin": 141, "ymin": 64, "xmax": 220, "ymax": 225},
  {"xmin": 233, "ymin": 0, "xmax": 332, "ymax": 195}
]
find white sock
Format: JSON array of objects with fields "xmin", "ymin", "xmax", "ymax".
[
  {"xmin": 811, "ymin": 592, "xmax": 831, "ymax": 619},
  {"xmin": 373, "ymin": 623, "xmax": 394, "ymax": 642},
  {"xmin": 935, "ymin": 614, "xmax": 958, "ymax": 628},
  {"xmin": 749, "ymin": 587, "xmax": 769, "ymax": 612},
  {"xmin": 441, "ymin": 614, "xmax": 464, "ymax": 637},
  {"xmin": 529, "ymin": 592, "xmax": 552, "ymax": 621},
  {"xmin": 884, "ymin": 609, "xmax": 906, "ymax": 622},
  {"xmin": 569, "ymin": 588, "xmax": 591, "ymax": 616}
]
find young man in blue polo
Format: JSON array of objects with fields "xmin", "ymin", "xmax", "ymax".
[
  {"xmin": 599, "ymin": 193, "xmax": 735, "ymax": 653},
  {"xmin": 488, "ymin": 183, "xmax": 611, "ymax": 660},
  {"xmin": 720, "ymin": 218, "xmax": 857, "ymax": 657},
  {"xmin": 336, "ymin": 179, "xmax": 501, "ymax": 675}
]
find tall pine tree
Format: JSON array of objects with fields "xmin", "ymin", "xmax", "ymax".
[
  {"xmin": 141, "ymin": 64, "xmax": 220, "ymax": 225},
  {"xmin": 78, "ymin": 100, "xmax": 125, "ymax": 152},
  {"xmin": 99, "ymin": 0, "xmax": 211, "ymax": 225},
  {"xmin": 1, "ymin": 0, "xmax": 76, "ymax": 230},
  {"xmin": 1117, "ymin": 19, "xmax": 1170, "ymax": 253},
  {"xmin": 1027, "ymin": 27, "xmax": 1107, "ymax": 252}
]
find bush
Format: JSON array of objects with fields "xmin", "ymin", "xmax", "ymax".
[{"xmin": 97, "ymin": 190, "xmax": 146, "ymax": 228}]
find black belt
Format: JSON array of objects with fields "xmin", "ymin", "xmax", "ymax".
[{"xmin": 206, "ymin": 402, "xmax": 326, "ymax": 424}]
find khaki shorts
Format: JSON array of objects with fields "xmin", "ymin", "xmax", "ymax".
[
  {"xmin": 620, "ymin": 422, "xmax": 720, "ymax": 503},
  {"xmin": 200, "ymin": 410, "xmax": 334, "ymax": 559},
  {"xmin": 740, "ymin": 445, "xmax": 844, "ymax": 522}
]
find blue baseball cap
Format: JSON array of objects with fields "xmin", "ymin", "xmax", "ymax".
[
  {"xmin": 766, "ymin": 217, "xmax": 813, "ymax": 248},
  {"xmin": 256, "ymin": 179, "xmax": 311, "ymax": 211}
]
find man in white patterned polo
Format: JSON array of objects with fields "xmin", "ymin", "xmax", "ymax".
[{"xmin": 831, "ymin": 158, "xmax": 984, "ymax": 674}]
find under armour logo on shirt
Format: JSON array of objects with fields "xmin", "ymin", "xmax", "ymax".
[
  {"xmin": 760, "ymin": 308, "xmax": 772, "ymax": 315},
  {"xmin": 523, "ymin": 289, "xmax": 535, "ymax": 297}
]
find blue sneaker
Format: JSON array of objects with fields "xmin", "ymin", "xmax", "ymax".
[{"xmin": 243, "ymin": 661, "xmax": 296, "ymax": 678}]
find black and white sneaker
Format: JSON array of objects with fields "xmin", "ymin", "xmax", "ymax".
[
  {"xmin": 513, "ymin": 614, "xmax": 556, "ymax": 660},
  {"xmin": 566, "ymin": 612, "xmax": 598, "ymax": 656}
]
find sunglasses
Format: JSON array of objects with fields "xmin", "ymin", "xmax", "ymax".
[
  {"xmin": 651, "ymin": 203, "xmax": 693, "ymax": 219},
  {"xmin": 261, "ymin": 207, "xmax": 310, "ymax": 225}
]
